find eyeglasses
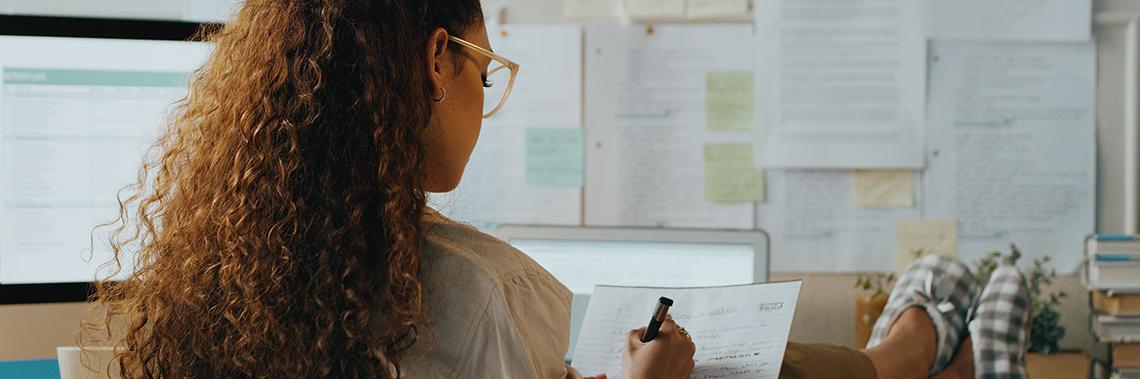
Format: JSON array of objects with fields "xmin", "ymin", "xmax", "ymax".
[{"xmin": 449, "ymin": 36, "xmax": 519, "ymax": 119}]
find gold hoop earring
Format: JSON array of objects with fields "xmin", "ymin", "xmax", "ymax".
[{"xmin": 433, "ymin": 88, "xmax": 447, "ymax": 103}]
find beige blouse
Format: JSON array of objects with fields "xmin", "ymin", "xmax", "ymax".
[{"xmin": 396, "ymin": 209, "xmax": 585, "ymax": 378}]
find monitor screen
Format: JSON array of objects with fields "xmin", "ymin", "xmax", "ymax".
[
  {"xmin": 509, "ymin": 239, "xmax": 756, "ymax": 293},
  {"xmin": 0, "ymin": 35, "xmax": 210, "ymax": 285}
]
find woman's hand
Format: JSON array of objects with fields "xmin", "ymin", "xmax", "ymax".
[{"xmin": 622, "ymin": 315, "xmax": 697, "ymax": 379}]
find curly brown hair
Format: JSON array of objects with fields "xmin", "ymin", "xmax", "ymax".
[{"xmin": 81, "ymin": 1, "xmax": 483, "ymax": 377}]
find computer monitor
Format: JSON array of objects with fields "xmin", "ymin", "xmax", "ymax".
[
  {"xmin": 495, "ymin": 225, "xmax": 769, "ymax": 361},
  {"xmin": 0, "ymin": 16, "xmax": 212, "ymax": 303}
]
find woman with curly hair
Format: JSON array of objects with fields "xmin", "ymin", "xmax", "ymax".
[
  {"xmin": 81, "ymin": 0, "xmax": 694, "ymax": 378},
  {"xmin": 79, "ymin": 0, "xmax": 1034, "ymax": 378}
]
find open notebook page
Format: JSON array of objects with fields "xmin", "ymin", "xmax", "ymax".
[{"xmin": 572, "ymin": 281, "xmax": 801, "ymax": 379}]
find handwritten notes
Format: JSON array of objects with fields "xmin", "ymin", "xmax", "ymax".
[
  {"xmin": 704, "ymin": 144, "xmax": 765, "ymax": 203},
  {"xmin": 572, "ymin": 282, "xmax": 801, "ymax": 379},
  {"xmin": 756, "ymin": 170, "xmax": 920, "ymax": 271},
  {"xmin": 924, "ymin": 41, "xmax": 1095, "ymax": 270},
  {"xmin": 852, "ymin": 169, "xmax": 914, "ymax": 208},
  {"xmin": 707, "ymin": 71, "xmax": 755, "ymax": 131},
  {"xmin": 584, "ymin": 25, "xmax": 755, "ymax": 229},
  {"xmin": 526, "ymin": 128, "xmax": 584, "ymax": 187},
  {"xmin": 895, "ymin": 220, "xmax": 958, "ymax": 272}
]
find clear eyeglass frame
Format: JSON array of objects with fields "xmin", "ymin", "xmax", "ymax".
[{"xmin": 448, "ymin": 36, "xmax": 519, "ymax": 119}]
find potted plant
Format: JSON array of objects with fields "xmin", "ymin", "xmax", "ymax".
[
  {"xmin": 854, "ymin": 271, "xmax": 896, "ymax": 348},
  {"xmin": 973, "ymin": 244, "xmax": 1088, "ymax": 379}
]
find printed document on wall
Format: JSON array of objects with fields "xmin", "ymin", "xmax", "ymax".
[
  {"xmin": 924, "ymin": 41, "xmax": 1095, "ymax": 272},
  {"xmin": 758, "ymin": 170, "xmax": 919, "ymax": 272},
  {"xmin": 753, "ymin": 0, "xmax": 925, "ymax": 168},
  {"xmin": 431, "ymin": 25, "xmax": 583, "ymax": 230},
  {"xmin": 584, "ymin": 25, "xmax": 755, "ymax": 229},
  {"xmin": 925, "ymin": 0, "xmax": 1091, "ymax": 42}
]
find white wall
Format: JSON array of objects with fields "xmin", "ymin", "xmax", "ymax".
[{"xmin": 0, "ymin": 0, "xmax": 1134, "ymax": 361}]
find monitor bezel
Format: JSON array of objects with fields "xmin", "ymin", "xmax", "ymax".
[
  {"xmin": 494, "ymin": 225, "xmax": 771, "ymax": 284},
  {"xmin": 0, "ymin": 15, "xmax": 217, "ymax": 304}
]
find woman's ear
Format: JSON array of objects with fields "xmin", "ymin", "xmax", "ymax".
[{"xmin": 425, "ymin": 27, "xmax": 450, "ymax": 99}]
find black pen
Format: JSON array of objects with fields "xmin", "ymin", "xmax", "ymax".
[{"xmin": 640, "ymin": 297, "xmax": 673, "ymax": 342}]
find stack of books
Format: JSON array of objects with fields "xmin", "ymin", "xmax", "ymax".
[
  {"xmin": 1088, "ymin": 235, "xmax": 1140, "ymax": 290},
  {"xmin": 1114, "ymin": 344, "xmax": 1140, "ymax": 379},
  {"xmin": 1085, "ymin": 234, "xmax": 1140, "ymax": 379}
]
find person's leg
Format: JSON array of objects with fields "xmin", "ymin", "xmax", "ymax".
[
  {"xmin": 863, "ymin": 307, "xmax": 982, "ymax": 379},
  {"xmin": 866, "ymin": 256, "xmax": 978, "ymax": 376},
  {"xmin": 863, "ymin": 307, "xmax": 937, "ymax": 379},
  {"xmin": 780, "ymin": 255, "xmax": 982, "ymax": 379},
  {"xmin": 932, "ymin": 337, "xmax": 975, "ymax": 379},
  {"xmin": 779, "ymin": 312, "xmax": 975, "ymax": 379},
  {"xmin": 780, "ymin": 342, "xmax": 877, "ymax": 379}
]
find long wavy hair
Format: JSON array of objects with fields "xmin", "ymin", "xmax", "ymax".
[{"xmin": 81, "ymin": 1, "xmax": 483, "ymax": 377}]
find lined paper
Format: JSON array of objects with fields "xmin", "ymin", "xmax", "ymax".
[
  {"xmin": 583, "ymin": 25, "xmax": 755, "ymax": 229},
  {"xmin": 924, "ymin": 41, "xmax": 1095, "ymax": 271},
  {"xmin": 572, "ymin": 282, "xmax": 801, "ymax": 379}
]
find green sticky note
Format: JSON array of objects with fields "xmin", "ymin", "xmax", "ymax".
[
  {"xmin": 704, "ymin": 143, "xmax": 765, "ymax": 203},
  {"xmin": 707, "ymin": 71, "xmax": 755, "ymax": 131},
  {"xmin": 526, "ymin": 128, "xmax": 584, "ymax": 187}
]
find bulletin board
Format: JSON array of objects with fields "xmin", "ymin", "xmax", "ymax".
[{"xmin": 437, "ymin": 0, "xmax": 1098, "ymax": 274}]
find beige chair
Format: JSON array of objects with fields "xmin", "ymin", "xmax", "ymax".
[{"xmin": 56, "ymin": 347, "xmax": 120, "ymax": 379}]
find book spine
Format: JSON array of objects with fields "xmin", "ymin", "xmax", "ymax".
[
  {"xmin": 1098, "ymin": 234, "xmax": 1140, "ymax": 242},
  {"xmin": 1098, "ymin": 255, "xmax": 1140, "ymax": 262}
]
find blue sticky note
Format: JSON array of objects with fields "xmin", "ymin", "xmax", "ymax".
[
  {"xmin": 526, "ymin": 128, "xmax": 584, "ymax": 187},
  {"xmin": 0, "ymin": 359, "xmax": 60, "ymax": 379}
]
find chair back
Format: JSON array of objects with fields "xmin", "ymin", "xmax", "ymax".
[{"xmin": 57, "ymin": 347, "xmax": 120, "ymax": 379}]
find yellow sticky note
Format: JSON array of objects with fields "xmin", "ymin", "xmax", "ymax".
[
  {"xmin": 707, "ymin": 71, "xmax": 755, "ymax": 131},
  {"xmin": 852, "ymin": 169, "xmax": 914, "ymax": 208},
  {"xmin": 896, "ymin": 220, "xmax": 958, "ymax": 272},
  {"xmin": 704, "ymin": 143, "xmax": 765, "ymax": 203}
]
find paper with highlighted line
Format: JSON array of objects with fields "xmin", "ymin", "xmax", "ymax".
[{"xmin": 572, "ymin": 281, "xmax": 801, "ymax": 379}]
